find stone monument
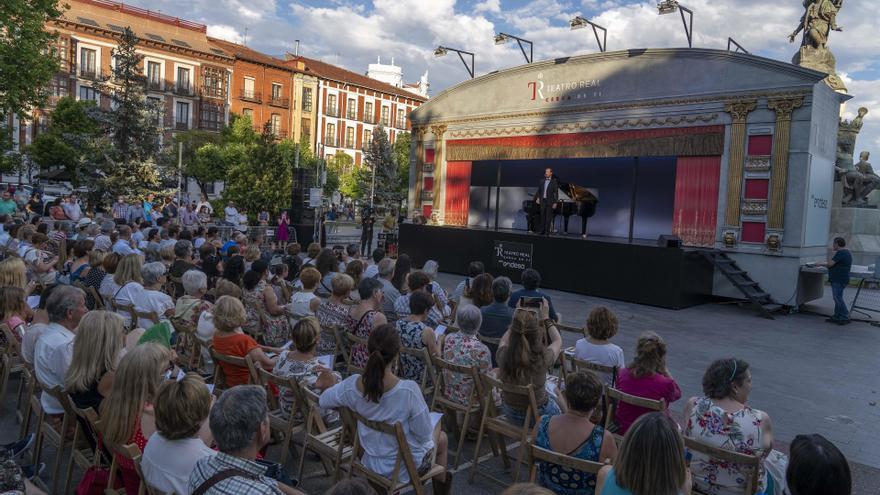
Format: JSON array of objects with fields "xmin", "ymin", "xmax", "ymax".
[{"xmin": 789, "ymin": 0, "xmax": 846, "ymax": 92}]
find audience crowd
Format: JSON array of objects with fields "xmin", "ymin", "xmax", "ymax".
[{"xmin": 0, "ymin": 206, "xmax": 856, "ymax": 495}]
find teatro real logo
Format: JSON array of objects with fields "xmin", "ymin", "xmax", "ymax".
[{"xmin": 528, "ymin": 72, "xmax": 601, "ymax": 103}]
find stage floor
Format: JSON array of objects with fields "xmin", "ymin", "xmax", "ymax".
[{"xmin": 398, "ymin": 223, "xmax": 714, "ymax": 309}]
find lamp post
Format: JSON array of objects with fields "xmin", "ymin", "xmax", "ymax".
[
  {"xmin": 568, "ymin": 16, "xmax": 607, "ymax": 52},
  {"xmin": 657, "ymin": 0, "xmax": 694, "ymax": 48},
  {"xmin": 494, "ymin": 32, "xmax": 534, "ymax": 63},
  {"xmin": 727, "ymin": 37, "xmax": 749, "ymax": 54},
  {"xmin": 434, "ymin": 46, "xmax": 475, "ymax": 78}
]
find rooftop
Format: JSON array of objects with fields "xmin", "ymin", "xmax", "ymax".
[
  {"xmin": 285, "ymin": 55, "xmax": 427, "ymax": 102},
  {"xmin": 208, "ymin": 38, "xmax": 302, "ymax": 73},
  {"xmin": 70, "ymin": 0, "xmax": 206, "ymax": 33}
]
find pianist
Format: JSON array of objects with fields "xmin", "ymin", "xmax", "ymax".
[{"xmin": 534, "ymin": 167, "xmax": 559, "ymax": 236}]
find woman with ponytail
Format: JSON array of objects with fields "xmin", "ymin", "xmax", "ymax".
[
  {"xmin": 320, "ymin": 324, "xmax": 451, "ymax": 493},
  {"xmin": 614, "ymin": 332, "xmax": 681, "ymax": 435},
  {"xmin": 497, "ymin": 299, "xmax": 563, "ymax": 426}
]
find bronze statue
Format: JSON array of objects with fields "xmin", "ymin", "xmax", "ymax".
[
  {"xmin": 789, "ymin": 0, "xmax": 843, "ymax": 49},
  {"xmin": 838, "ymin": 151, "xmax": 880, "ymax": 206}
]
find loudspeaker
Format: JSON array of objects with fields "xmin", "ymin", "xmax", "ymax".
[
  {"xmin": 657, "ymin": 234, "xmax": 682, "ymax": 248},
  {"xmin": 291, "ymin": 168, "xmax": 316, "ymax": 224}
]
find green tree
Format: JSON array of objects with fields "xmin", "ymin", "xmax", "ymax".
[
  {"xmin": 160, "ymin": 130, "xmax": 223, "ymax": 196},
  {"xmin": 28, "ymin": 97, "xmax": 100, "ymax": 187},
  {"xmin": 393, "ymin": 132, "xmax": 412, "ymax": 204},
  {"xmin": 328, "ymin": 151, "xmax": 355, "ymax": 198},
  {"xmin": 360, "ymin": 126, "xmax": 402, "ymax": 207}
]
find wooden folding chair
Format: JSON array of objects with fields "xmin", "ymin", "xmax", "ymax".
[
  {"xmin": 340, "ymin": 407, "xmax": 446, "ymax": 495},
  {"xmin": 527, "ymin": 440, "xmax": 605, "ymax": 486},
  {"xmin": 104, "ymin": 441, "xmax": 146, "ymax": 495},
  {"xmin": 252, "ymin": 365, "xmax": 306, "ymax": 465},
  {"xmin": 604, "ymin": 387, "xmax": 665, "ymax": 441},
  {"xmin": 60, "ymin": 399, "xmax": 105, "ymax": 495},
  {"xmin": 470, "ymin": 373, "xmax": 539, "ymax": 486},
  {"xmin": 343, "ymin": 332, "xmax": 368, "ymax": 375},
  {"xmin": 476, "ymin": 334, "xmax": 501, "ymax": 348},
  {"xmin": 16, "ymin": 362, "xmax": 37, "ymax": 438},
  {"xmin": 684, "ymin": 437, "xmax": 761, "ymax": 495},
  {"xmin": 399, "ymin": 345, "xmax": 436, "ymax": 397},
  {"xmin": 429, "ymin": 355, "xmax": 485, "ymax": 469},
  {"xmin": 36, "ymin": 386, "xmax": 73, "ymax": 494},
  {"xmin": 210, "ymin": 347, "xmax": 252, "ymax": 392},
  {"xmin": 110, "ymin": 301, "xmax": 138, "ymax": 332},
  {"xmin": 562, "ymin": 351, "xmax": 618, "ymax": 386},
  {"xmin": 133, "ymin": 309, "xmax": 161, "ymax": 331},
  {"xmin": 0, "ymin": 323, "xmax": 27, "ymax": 415},
  {"xmin": 295, "ymin": 386, "xmax": 353, "ymax": 482}
]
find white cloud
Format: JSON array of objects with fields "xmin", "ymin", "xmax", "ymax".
[
  {"xmin": 474, "ymin": 0, "xmax": 502, "ymax": 15},
  {"xmin": 206, "ymin": 24, "xmax": 242, "ymax": 43}
]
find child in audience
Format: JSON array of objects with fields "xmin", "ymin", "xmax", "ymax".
[{"xmin": 574, "ymin": 306, "xmax": 625, "ymax": 385}]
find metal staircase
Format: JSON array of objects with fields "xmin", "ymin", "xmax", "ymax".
[{"xmin": 701, "ymin": 251, "xmax": 783, "ymax": 319}]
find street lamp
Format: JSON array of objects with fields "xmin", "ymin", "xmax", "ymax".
[
  {"xmin": 494, "ymin": 32, "xmax": 534, "ymax": 63},
  {"xmin": 569, "ymin": 16, "xmax": 607, "ymax": 53},
  {"xmin": 434, "ymin": 45, "xmax": 475, "ymax": 79},
  {"xmin": 657, "ymin": 0, "xmax": 694, "ymax": 48}
]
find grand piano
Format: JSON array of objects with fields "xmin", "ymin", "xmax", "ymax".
[{"xmin": 523, "ymin": 178, "xmax": 598, "ymax": 237}]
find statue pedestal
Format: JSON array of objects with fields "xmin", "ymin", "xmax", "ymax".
[
  {"xmin": 792, "ymin": 46, "xmax": 847, "ymax": 92},
  {"xmin": 830, "ymin": 206, "xmax": 880, "ymax": 264}
]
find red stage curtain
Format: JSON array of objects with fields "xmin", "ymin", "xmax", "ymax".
[
  {"xmin": 444, "ymin": 161, "xmax": 472, "ymax": 226},
  {"xmin": 672, "ymin": 156, "xmax": 721, "ymax": 247}
]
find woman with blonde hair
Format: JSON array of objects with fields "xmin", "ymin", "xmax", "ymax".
[
  {"xmin": 64, "ymin": 311, "xmax": 125, "ymax": 411},
  {"xmin": 0, "ymin": 286, "xmax": 30, "ymax": 345},
  {"xmin": 497, "ymin": 300, "xmax": 563, "ymax": 425},
  {"xmin": 0, "ymin": 257, "xmax": 31, "ymax": 293},
  {"xmin": 112, "ymin": 253, "xmax": 144, "ymax": 327},
  {"xmin": 614, "ymin": 332, "xmax": 681, "ymax": 435},
  {"xmin": 211, "ymin": 295, "xmax": 277, "ymax": 387},
  {"xmin": 315, "ymin": 273, "xmax": 353, "ymax": 356},
  {"xmin": 243, "ymin": 245, "xmax": 261, "ymax": 271},
  {"xmin": 100, "ymin": 343, "xmax": 171, "ymax": 495},
  {"xmin": 344, "ymin": 259, "xmax": 364, "ymax": 299}
]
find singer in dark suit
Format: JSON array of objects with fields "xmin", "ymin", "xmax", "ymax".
[{"xmin": 533, "ymin": 167, "xmax": 559, "ymax": 236}]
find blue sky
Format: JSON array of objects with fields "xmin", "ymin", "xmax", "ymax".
[{"xmin": 129, "ymin": 0, "xmax": 879, "ymax": 154}]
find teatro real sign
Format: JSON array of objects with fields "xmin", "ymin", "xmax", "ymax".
[{"xmin": 528, "ymin": 72, "xmax": 601, "ymax": 103}]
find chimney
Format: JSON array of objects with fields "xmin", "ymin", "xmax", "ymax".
[{"xmin": 294, "ymin": 40, "xmax": 300, "ymax": 56}]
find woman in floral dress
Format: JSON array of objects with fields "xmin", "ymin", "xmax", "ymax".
[
  {"xmin": 394, "ymin": 290, "xmax": 440, "ymax": 382},
  {"xmin": 314, "ymin": 273, "xmax": 353, "ymax": 356},
  {"xmin": 241, "ymin": 260, "xmax": 291, "ymax": 347},
  {"xmin": 345, "ymin": 278, "xmax": 387, "ymax": 370},
  {"xmin": 439, "ymin": 304, "xmax": 491, "ymax": 406},
  {"xmin": 684, "ymin": 358, "xmax": 779, "ymax": 495}
]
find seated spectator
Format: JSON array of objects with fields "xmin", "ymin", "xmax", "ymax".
[
  {"xmin": 159, "ymin": 244, "xmax": 175, "ymax": 268},
  {"xmin": 222, "ymin": 254, "xmax": 245, "ymax": 286},
  {"xmin": 786, "ymin": 434, "xmax": 851, "ymax": 495},
  {"xmin": 451, "ymin": 261, "xmax": 485, "ymax": 303},
  {"xmin": 345, "ymin": 278, "xmax": 388, "ymax": 370},
  {"xmin": 315, "ymin": 274, "xmax": 354, "ymax": 355},
  {"xmin": 502, "ymin": 484, "xmax": 555, "ymax": 495},
  {"xmin": 0, "ymin": 257, "xmax": 31, "ymax": 294},
  {"xmin": 362, "ymin": 247, "xmax": 385, "ymax": 279},
  {"xmin": 199, "ymin": 243, "xmax": 222, "ymax": 283},
  {"xmin": 289, "ymin": 266, "xmax": 320, "ymax": 316},
  {"xmin": 394, "ymin": 271, "xmax": 449, "ymax": 327},
  {"xmin": 319, "ymin": 325, "xmax": 450, "ymax": 488},
  {"xmin": 94, "ymin": 223, "xmax": 113, "ymax": 252},
  {"xmin": 144, "ymin": 228, "xmax": 161, "ymax": 254},
  {"xmin": 498, "ymin": 301, "xmax": 563, "ymax": 425},
  {"xmin": 112, "ymin": 254, "xmax": 145, "ymax": 327},
  {"xmin": 421, "ymin": 259, "xmax": 450, "ymax": 301},
  {"xmin": 134, "ymin": 262, "xmax": 175, "ymax": 330},
  {"xmin": 175, "ymin": 270, "xmax": 212, "ymax": 328},
  {"xmin": 344, "ymin": 260, "xmax": 364, "ymax": 299},
  {"xmin": 480, "ymin": 276, "xmax": 514, "ymax": 365},
  {"xmin": 189, "ymin": 385, "xmax": 304, "ymax": 495},
  {"xmin": 112, "ymin": 225, "xmax": 142, "ymax": 256},
  {"xmin": 64, "ymin": 311, "xmax": 125, "ymax": 411},
  {"xmin": 169, "ymin": 240, "xmax": 198, "ymax": 294},
  {"xmin": 684, "ymin": 359, "xmax": 775, "ymax": 495},
  {"xmin": 197, "ymin": 280, "xmax": 241, "ymax": 343},
  {"xmin": 596, "ymin": 412, "xmax": 692, "ymax": 495},
  {"xmin": 269, "ymin": 262, "xmax": 291, "ymax": 303},
  {"xmin": 440, "ymin": 305, "xmax": 491, "ymax": 406},
  {"xmin": 100, "ymin": 343, "xmax": 170, "ymax": 495},
  {"xmin": 314, "ymin": 248, "xmax": 341, "ymax": 297},
  {"xmin": 141, "ymin": 373, "xmax": 215, "ymax": 495},
  {"xmin": 0, "ymin": 286, "xmax": 30, "ymax": 342},
  {"xmin": 68, "ymin": 240, "xmax": 94, "ymax": 285},
  {"xmin": 509, "ymin": 269, "xmax": 559, "ymax": 322},
  {"xmin": 574, "ymin": 307, "xmax": 625, "ymax": 385},
  {"xmin": 211, "ymin": 296, "xmax": 275, "ymax": 387},
  {"xmin": 243, "ymin": 245, "xmax": 261, "ymax": 272},
  {"xmin": 459, "ymin": 272, "xmax": 493, "ymax": 310},
  {"xmin": 82, "ymin": 249, "xmax": 106, "ymax": 309},
  {"xmin": 24, "ymin": 233, "xmax": 58, "ymax": 286},
  {"xmin": 390, "ymin": 254, "xmax": 412, "ymax": 294},
  {"xmin": 302, "ymin": 242, "xmax": 321, "ymax": 267},
  {"xmin": 283, "ymin": 243, "xmax": 302, "ymax": 282},
  {"xmin": 21, "ymin": 285, "xmax": 59, "ymax": 366},
  {"xmin": 242, "ymin": 260, "xmax": 291, "ymax": 347},
  {"xmin": 273, "ymin": 317, "xmax": 341, "ymax": 422},
  {"xmin": 34, "ymin": 286, "xmax": 86, "ymax": 416},
  {"xmin": 395, "ymin": 290, "xmax": 441, "ymax": 383},
  {"xmin": 97, "ymin": 252, "xmax": 121, "ymax": 302},
  {"xmin": 532, "ymin": 370, "xmax": 617, "ymax": 495},
  {"xmin": 376, "ymin": 258, "xmax": 400, "ymax": 317},
  {"xmin": 614, "ymin": 332, "xmax": 681, "ymax": 435}
]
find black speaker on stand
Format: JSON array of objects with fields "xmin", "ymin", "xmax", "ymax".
[{"xmin": 291, "ymin": 168, "xmax": 315, "ymax": 225}]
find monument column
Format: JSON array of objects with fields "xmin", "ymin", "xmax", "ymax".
[
  {"xmin": 411, "ymin": 126, "xmax": 427, "ymax": 218},
  {"xmin": 723, "ymin": 99, "xmax": 758, "ymax": 243},
  {"xmin": 766, "ymin": 96, "xmax": 804, "ymax": 231},
  {"xmin": 430, "ymin": 124, "xmax": 448, "ymax": 224}
]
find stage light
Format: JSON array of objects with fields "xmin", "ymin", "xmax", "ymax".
[
  {"xmin": 657, "ymin": 0, "xmax": 693, "ymax": 48},
  {"xmin": 433, "ymin": 45, "xmax": 475, "ymax": 78},
  {"xmin": 568, "ymin": 16, "xmax": 607, "ymax": 52},
  {"xmin": 433, "ymin": 46, "xmax": 448, "ymax": 58},
  {"xmin": 493, "ymin": 32, "xmax": 534, "ymax": 63},
  {"xmin": 658, "ymin": 0, "xmax": 679, "ymax": 15}
]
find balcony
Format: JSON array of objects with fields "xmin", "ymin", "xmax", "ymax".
[
  {"xmin": 145, "ymin": 79, "xmax": 165, "ymax": 92},
  {"xmin": 174, "ymin": 85, "xmax": 196, "ymax": 97},
  {"xmin": 174, "ymin": 122, "xmax": 190, "ymax": 131},
  {"xmin": 199, "ymin": 120, "xmax": 223, "ymax": 132},
  {"xmin": 325, "ymin": 107, "xmax": 338, "ymax": 118},
  {"xmin": 79, "ymin": 68, "xmax": 107, "ymax": 82},
  {"xmin": 201, "ymin": 86, "xmax": 225, "ymax": 99},
  {"xmin": 324, "ymin": 136, "xmax": 338, "ymax": 147},
  {"xmin": 240, "ymin": 90, "xmax": 262, "ymax": 103},
  {"xmin": 269, "ymin": 96, "xmax": 289, "ymax": 108}
]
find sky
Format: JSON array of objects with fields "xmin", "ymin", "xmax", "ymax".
[{"xmin": 128, "ymin": 0, "xmax": 879, "ymax": 156}]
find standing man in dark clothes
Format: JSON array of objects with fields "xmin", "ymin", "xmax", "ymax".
[
  {"xmin": 533, "ymin": 167, "xmax": 558, "ymax": 236},
  {"xmin": 820, "ymin": 236, "xmax": 852, "ymax": 325},
  {"xmin": 360, "ymin": 207, "xmax": 375, "ymax": 257}
]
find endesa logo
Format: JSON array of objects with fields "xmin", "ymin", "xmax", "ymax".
[{"xmin": 528, "ymin": 72, "xmax": 601, "ymax": 103}]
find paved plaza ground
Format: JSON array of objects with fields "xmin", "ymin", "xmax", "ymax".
[{"xmin": 3, "ymin": 266, "xmax": 878, "ymax": 494}]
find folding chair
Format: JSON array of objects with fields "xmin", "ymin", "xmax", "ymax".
[
  {"xmin": 340, "ymin": 407, "xmax": 445, "ymax": 495},
  {"xmin": 0, "ymin": 323, "xmax": 27, "ymax": 415},
  {"xmin": 16, "ymin": 362, "xmax": 37, "ymax": 438},
  {"xmin": 104, "ymin": 441, "xmax": 146, "ymax": 495},
  {"xmin": 35, "ymin": 386, "xmax": 73, "ymax": 494},
  {"xmin": 429, "ymin": 355, "xmax": 485, "ymax": 469},
  {"xmin": 343, "ymin": 332, "xmax": 368, "ymax": 375},
  {"xmin": 470, "ymin": 373, "xmax": 539, "ymax": 486},
  {"xmin": 60, "ymin": 399, "xmax": 105, "ymax": 495},
  {"xmin": 252, "ymin": 365, "xmax": 306, "ymax": 465},
  {"xmin": 684, "ymin": 437, "xmax": 761, "ymax": 495},
  {"xmin": 210, "ymin": 347, "xmax": 252, "ymax": 393},
  {"xmin": 604, "ymin": 387, "xmax": 665, "ymax": 442},
  {"xmin": 399, "ymin": 345, "xmax": 436, "ymax": 397},
  {"xmin": 133, "ymin": 309, "xmax": 160, "ymax": 329},
  {"xmin": 476, "ymin": 334, "xmax": 501, "ymax": 348},
  {"xmin": 110, "ymin": 301, "xmax": 138, "ymax": 332},
  {"xmin": 562, "ymin": 351, "xmax": 618, "ymax": 386},
  {"xmin": 527, "ymin": 441, "xmax": 604, "ymax": 486},
  {"xmin": 295, "ymin": 386, "xmax": 352, "ymax": 482}
]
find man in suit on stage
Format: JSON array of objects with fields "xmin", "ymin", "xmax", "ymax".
[{"xmin": 534, "ymin": 167, "xmax": 559, "ymax": 236}]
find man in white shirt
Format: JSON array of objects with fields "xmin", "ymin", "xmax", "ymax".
[
  {"xmin": 363, "ymin": 248, "xmax": 385, "ymax": 279},
  {"xmin": 34, "ymin": 286, "xmax": 87, "ymax": 415},
  {"xmin": 224, "ymin": 202, "xmax": 239, "ymax": 225},
  {"xmin": 113, "ymin": 225, "xmax": 143, "ymax": 256},
  {"xmin": 62, "ymin": 194, "xmax": 83, "ymax": 223}
]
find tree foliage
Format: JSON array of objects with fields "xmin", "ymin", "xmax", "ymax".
[
  {"xmin": 27, "ymin": 97, "xmax": 100, "ymax": 187},
  {"xmin": 159, "ymin": 130, "xmax": 223, "ymax": 196},
  {"xmin": 360, "ymin": 126, "xmax": 404, "ymax": 207},
  {"xmin": 393, "ymin": 132, "xmax": 412, "ymax": 203}
]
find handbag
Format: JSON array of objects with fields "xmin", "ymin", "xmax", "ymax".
[{"xmin": 75, "ymin": 465, "xmax": 110, "ymax": 495}]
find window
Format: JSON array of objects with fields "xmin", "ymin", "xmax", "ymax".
[
  {"xmin": 271, "ymin": 114, "xmax": 281, "ymax": 136},
  {"xmin": 205, "ymin": 182, "xmax": 216, "ymax": 194},
  {"xmin": 363, "ymin": 129, "xmax": 372, "ymax": 148},
  {"xmin": 302, "ymin": 87, "xmax": 312, "ymax": 112},
  {"xmin": 346, "ymin": 127, "xmax": 355, "ymax": 148},
  {"xmin": 243, "ymin": 77, "xmax": 256, "ymax": 100},
  {"xmin": 50, "ymin": 75, "xmax": 69, "ymax": 100},
  {"xmin": 325, "ymin": 123, "xmax": 336, "ymax": 146},
  {"xmin": 327, "ymin": 94, "xmax": 337, "ymax": 117},
  {"xmin": 301, "ymin": 118, "xmax": 311, "ymax": 141},
  {"xmin": 202, "ymin": 67, "xmax": 224, "ymax": 98},
  {"xmin": 146, "ymin": 61, "xmax": 162, "ymax": 89},
  {"xmin": 380, "ymin": 106, "xmax": 389, "ymax": 126},
  {"xmin": 364, "ymin": 101, "xmax": 373, "ymax": 123},
  {"xmin": 79, "ymin": 48, "xmax": 96, "ymax": 78},
  {"xmin": 242, "ymin": 108, "xmax": 254, "ymax": 120},
  {"xmin": 176, "ymin": 101, "xmax": 189, "ymax": 129},
  {"xmin": 201, "ymin": 102, "xmax": 222, "ymax": 131},
  {"xmin": 176, "ymin": 67, "xmax": 190, "ymax": 93},
  {"xmin": 79, "ymin": 85, "xmax": 97, "ymax": 101},
  {"xmin": 347, "ymin": 98, "xmax": 356, "ymax": 120},
  {"xmin": 147, "ymin": 96, "xmax": 163, "ymax": 126},
  {"xmin": 271, "ymin": 84, "xmax": 282, "ymax": 100},
  {"xmin": 396, "ymin": 108, "xmax": 405, "ymax": 128}
]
